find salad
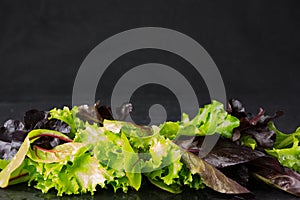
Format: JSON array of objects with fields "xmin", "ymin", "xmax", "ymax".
[{"xmin": 0, "ymin": 99, "xmax": 300, "ymax": 198}]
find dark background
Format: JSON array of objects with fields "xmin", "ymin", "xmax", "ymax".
[
  {"xmin": 0, "ymin": 1, "xmax": 300, "ymax": 199},
  {"xmin": 0, "ymin": 0, "xmax": 299, "ymax": 131},
  {"xmin": 1, "ymin": 0, "xmax": 299, "ymax": 132}
]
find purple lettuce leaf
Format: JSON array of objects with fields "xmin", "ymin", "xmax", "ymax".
[{"xmin": 227, "ymin": 99, "xmax": 283, "ymax": 149}]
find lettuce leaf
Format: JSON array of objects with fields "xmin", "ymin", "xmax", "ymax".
[
  {"xmin": 27, "ymin": 142, "xmax": 86, "ymax": 163},
  {"xmin": 266, "ymin": 122, "xmax": 300, "ymax": 173},
  {"xmin": 240, "ymin": 135, "xmax": 257, "ymax": 150},
  {"xmin": 0, "ymin": 133, "xmax": 30, "ymax": 188},
  {"xmin": 159, "ymin": 100, "xmax": 239, "ymax": 140},
  {"xmin": 249, "ymin": 156, "xmax": 300, "ymax": 197},
  {"xmin": 120, "ymin": 133, "xmax": 141, "ymax": 191},
  {"xmin": 26, "ymin": 151, "xmax": 112, "ymax": 196},
  {"xmin": 74, "ymin": 122, "xmax": 141, "ymax": 192},
  {"xmin": 181, "ymin": 149, "xmax": 250, "ymax": 194},
  {"xmin": 0, "ymin": 100, "xmax": 243, "ymax": 196},
  {"xmin": 145, "ymin": 156, "xmax": 205, "ymax": 194},
  {"xmin": 49, "ymin": 107, "xmax": 81, "ymax": 138},
  {"xmin": 75, "ymin": 121, "xmax": 182, "ymax": 192},
  {"xmin": 227, "ymin": 99, "xmax": 282, "ymax": 148},
  {"xmin": 3, "ymin": 129, "xmax": 113, "ymax": 196},
  {"xmin": 0, "ymin": 129, "xmax": 73, "ymax": 187}
]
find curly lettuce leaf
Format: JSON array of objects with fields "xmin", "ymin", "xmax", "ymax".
[
  {"xmin": 95, "ymin": 120, "xmax": 182, "ymax": 173},
  {"xmin": 159, "ymin": 100, "xmax": 239, "ymax": 140},
  {"xmin": 0, "ymin": 100, "xmax": 245, "ymax": 196},
  {"xmin": 74, "ymin": 122, "xmax": 142, "ymax": 192},
  {"xmin": 145, "ymin": 157, "xmax": 204, "ymax": 194},
  {"xmin": 0, "ymin": 129, "xmax": 74, "ymax": 188},
  {"xmin": 26, "ymin": 152, "xmax": 112, "ymax": 196},
  {"xmin": 0, "ymin": 129, "xmax": 69, "ymax": 187},
  {"xmin": 103, "ymin": 120, "xmax": 154, "ymax": 150},
  {"xmin": 266, "ymin": 137, "xmax": 300, "ymax": 173},
  {"xmin": 108, "ymin": 122, "xmax": 204, "ymax": 193},
  {"xmin": 49, "ymin": 106, "xmax": 82, "ymax": 138},
  {"xmin": 76, "ymin": 121, "xmax": 183, "ymax": 192},
  {"xmin": 266, "ymin": 122, "xmax": 300, "ymax": 173},
  {"xmin": 159, "ymin": 122, "xmax": 180, "ymax": 140}
]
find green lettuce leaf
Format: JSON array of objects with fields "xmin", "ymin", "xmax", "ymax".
[
  {"xmin": 0, "ymin": 100, "xmax": 242, "ymax": 196},
  {"xmin": 145, "ymin": 157, "xmax": 205, "ymax": 194},
  {"xmin": 159, "ymin": 100, "xmax": 239, "ymax": 140},
  {"xmin": 147, "ymin": 176, "xmax": 182, "ymax": 194},
  {"xmin": 74, "ymin": 122, "xmax": 142, "ymax": 192},
  {"xmin": 76, "ymin": 120, "xmax": 184, "ymax": 192},
  {"xmin": 120, "ymin": 133, "xmax": 141, "ymax": 191},
  {"xmin": 0, "ymin": 129, "xmax": 68, "ymax": 187},
  {"xmin": 26, "ymin": 152, "xmax": 112, "ymax": 196},
  {"xmin": 240, "ymin": 135, "xmax": 257, "ymax": 150},
  {"xmin": 49, "ymin": 106, "xmax": 82, "ymax": 138},
  {"xmin": 0, "ymin": 129, "xmax": 78, "ymax": 190},
  {"xmin": 0, "ymin": 132, "xmax": 30, "ymax": 187},
  {"xmin": 27, "ymin": 142, "xmax": 86, "ymax": 163},
  {"xmin": 269, "ymin": 121, "xmax": 300, "ymax": 149},
  {"xmin": 266, "ymin": 122, "xmax": 300, "ymax": 173},
  {"xmin": 0, "ymin": 159, "xmax": 9, "ymax": 169}
]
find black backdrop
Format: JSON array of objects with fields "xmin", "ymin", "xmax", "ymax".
[{"xmin": 0, "ymin": 0, "xmax": 299, "ymax": 132}]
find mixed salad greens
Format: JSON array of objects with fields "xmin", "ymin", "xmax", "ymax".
[{"xmin": 0, "ymin": 99, "xmax": 300, "ymax": 198}]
